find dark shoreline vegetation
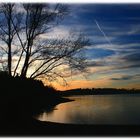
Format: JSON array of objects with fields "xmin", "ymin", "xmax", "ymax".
[
  {"xmin": 1, "ymin": 71, "xmax": 140, "ymax": 136},
  {"xmin": 0, "ymin": 71, "xmax": 72, "ymax": 135}
]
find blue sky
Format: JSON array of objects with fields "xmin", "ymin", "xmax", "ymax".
[
  {"xmin": 41, "ymin": 4, "xmax": 140, "ymax": 89},
  {"xmin": 0, "ymin": 3, "xmax": 139, "ymax": 90}
]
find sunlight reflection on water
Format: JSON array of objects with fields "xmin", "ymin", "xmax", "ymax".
[{"xmin": 37, "ymin": 94, "xmax": 140, "ymax": 124}]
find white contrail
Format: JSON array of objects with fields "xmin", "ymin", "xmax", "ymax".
[{"xmin": 94, "ymin": 19, "xmax": 112, "ymax": 46}]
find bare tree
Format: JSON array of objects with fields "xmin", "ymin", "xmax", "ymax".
[
  {"xmin": 0, "ymin": 3, "xmax": 90, "ymax": 83},
  {"xmin": 0, "ymin": 3, "xmax": 22, "ymax": 75},
  {"xmin": 0, "ymin": 4, "xmax": 15, "ymax": 75},
  {"xmin": 29, "ymin": 33, "xmax": 89, "ymax": 79}
]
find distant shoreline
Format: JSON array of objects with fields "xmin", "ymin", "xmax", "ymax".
[{"xmin": 60, "ymin": 88, "xmax": 140, "ymax": 96}]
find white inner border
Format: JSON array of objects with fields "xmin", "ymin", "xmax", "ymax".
[{"xmin": 0, "ymin": 0, "xmax": 139, "ymax": 139}]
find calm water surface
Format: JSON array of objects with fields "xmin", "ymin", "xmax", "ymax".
[{"xmin": 37, "ymin": 95, "xmax": 140, "ymax": 124}]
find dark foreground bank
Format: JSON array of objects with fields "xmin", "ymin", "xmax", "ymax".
[{"xmin": 1, "ymin": 118, "xmax": 140, "ymax": 137}]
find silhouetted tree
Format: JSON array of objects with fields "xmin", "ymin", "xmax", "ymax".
[
  {"xmin": 0, "ymin": 4, "xmax": 22, "ymax": 75},
  {"xmin": 0, "ymin": 3, "xmax": 90, "ymax": 83}
]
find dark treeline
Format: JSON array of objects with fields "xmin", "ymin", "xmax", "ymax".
[{"xmin": 60, "ymin": 88, "xmax": 140, "ymax": 96}]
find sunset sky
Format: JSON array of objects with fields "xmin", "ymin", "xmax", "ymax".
[{"xmin": 47, "ymin": 4, "xmax": 140, "ymax": 90}]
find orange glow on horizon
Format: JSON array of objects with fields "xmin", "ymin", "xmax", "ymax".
[{"xmin": 50, "ymin": 79, "xmax": 112, "ymax": 91}]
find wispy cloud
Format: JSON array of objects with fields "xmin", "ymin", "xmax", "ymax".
[
  {"xmin": 41, "ymin": 4, "xmax": 140, "ymax": 90},
  {"xmin": 110, "ymin": 74, "xmax": 140, "ymax": 81}
]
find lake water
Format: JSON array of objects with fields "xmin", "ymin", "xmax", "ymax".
[{"xmin": 36, "ymin": 94, "xmax": 140, "ymax": 125}]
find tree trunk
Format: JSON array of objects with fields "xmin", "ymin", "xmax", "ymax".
[
  {"xmin": 7, "ymin": 7, "xmax": 12, "ymax": 76},
  {"xmin": 8, "ymin": 41, "xmax": 12, "ymax": 76},
  {"xmin": 20, "ymin": 55, "xmax": 29, "ymax": 77},
  {"xmin": 20, "ymin": 40, "xmax": 31, "ymax": 77}
]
